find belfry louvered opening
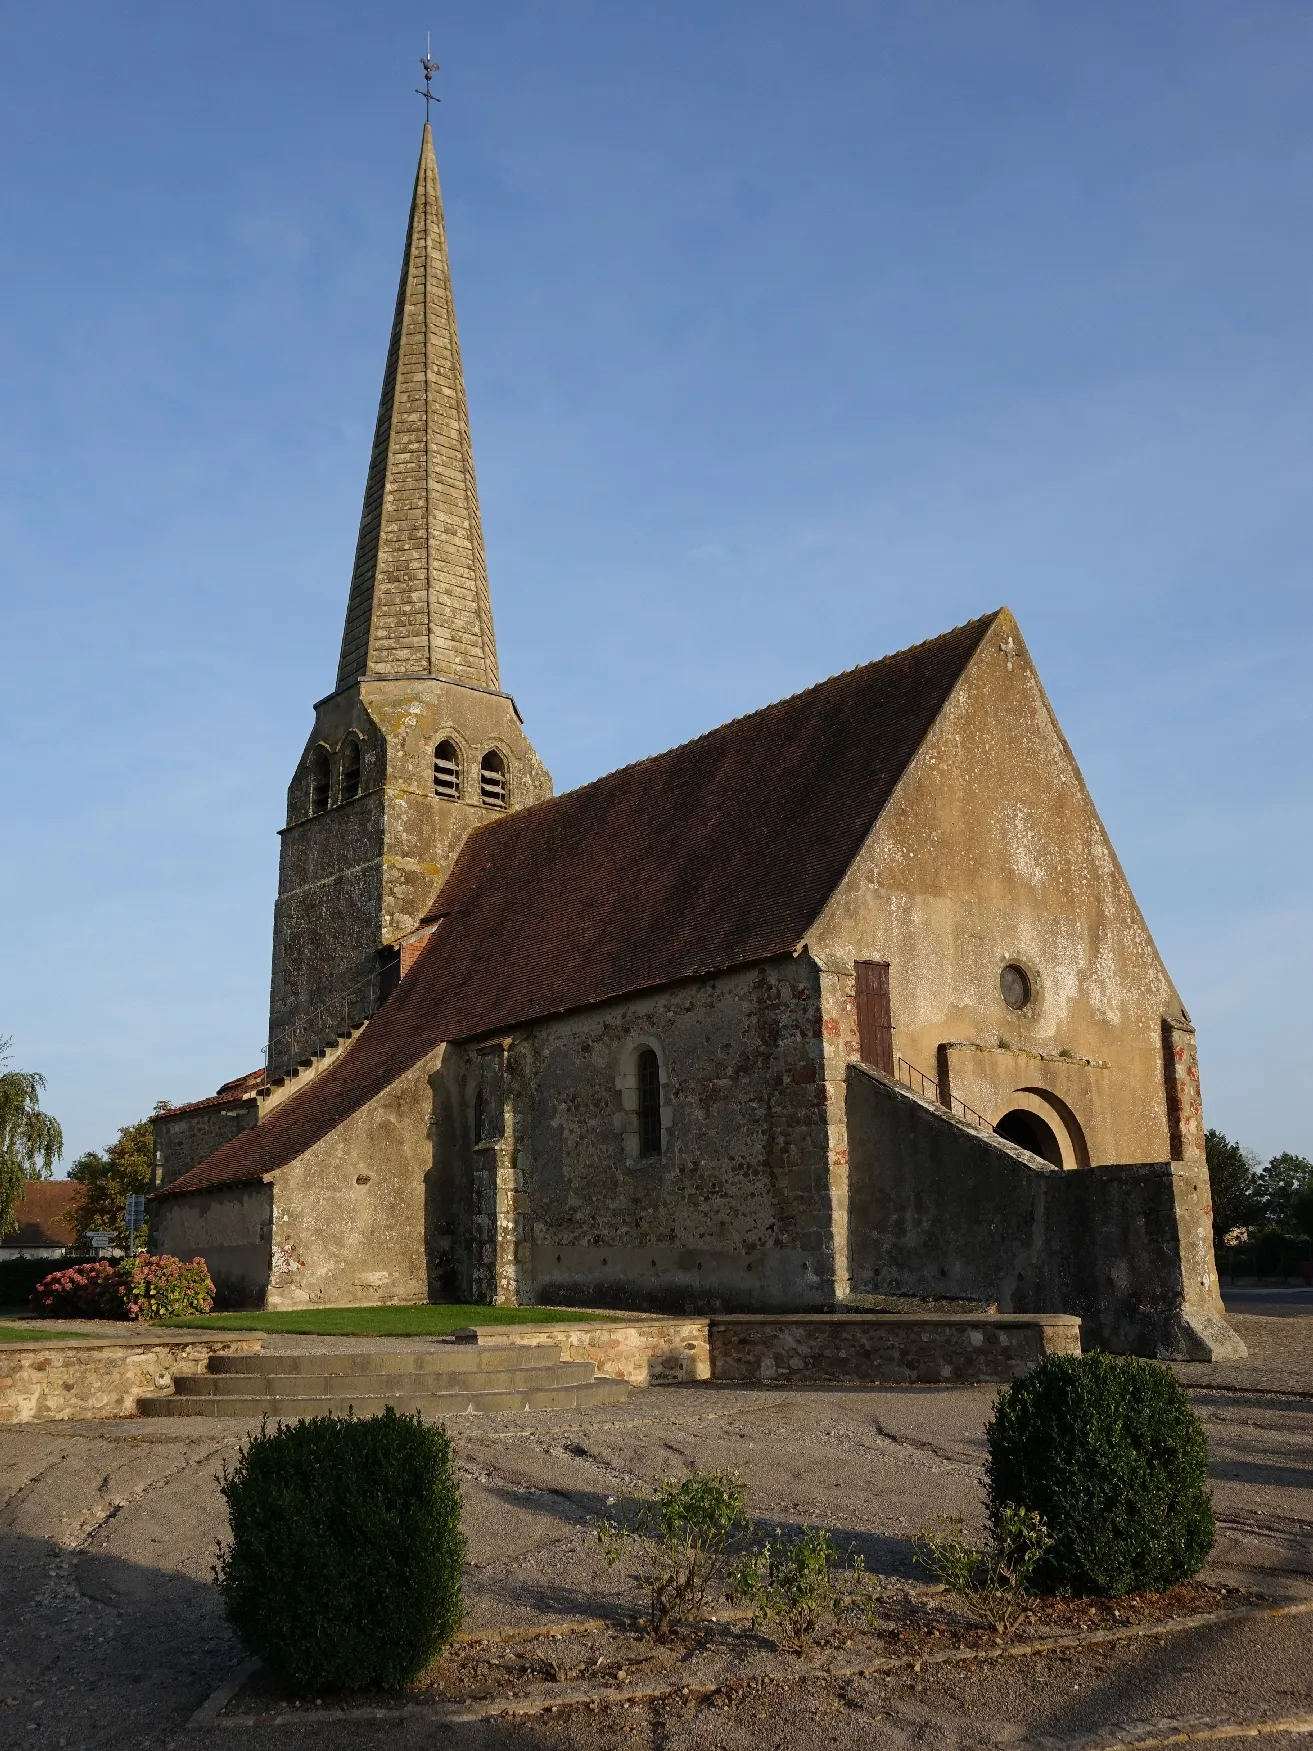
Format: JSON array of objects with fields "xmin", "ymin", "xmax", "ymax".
[
  {"xmin": 479, "ymin": 750, "xmax": 508, "ymax": 808},
  {"xmin": 309, "ymin": 747, "xmax": 331, "ymax": 815},
  {"xmin": 340, "ymin": 737, "xmax": 361, "ymax": 803},
  {"xmin": 434, "ymin": 740, "xmax": 461, "ymax": 800}
]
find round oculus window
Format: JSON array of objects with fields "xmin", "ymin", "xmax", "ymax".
[{"xmin": 1000, "ymin": 963, "xmax": 1032, "ymax": 1011}]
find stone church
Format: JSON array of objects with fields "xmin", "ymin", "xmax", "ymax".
[{"xmin": 151, "ymin": 123, "xmax": 1241, "ymax": 1362}]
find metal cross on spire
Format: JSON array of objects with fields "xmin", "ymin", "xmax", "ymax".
[{"xmin": 416, "ymin": 35, "xmax": 440, "ymax": 119}]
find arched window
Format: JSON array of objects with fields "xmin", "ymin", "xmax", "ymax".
[
  {"xmin": 433, "ymin": 739, "xmax": 461, "ymax": 800},
  {"xmin": 340, "ymin": 737, "xmax": 361, "ymax": 803},
  {"xmin": 480, "ymin": 749, "xmax": 508, "ymax": 809},
  {"xmin": 309, "ymin": 746, "xmax": 331, "ymax": 815},
  {"xmin": 637, "ymin": 1048, "xmax": 662, "ymax": 1157}
]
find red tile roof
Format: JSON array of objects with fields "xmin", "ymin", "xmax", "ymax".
[
  {"xmin": 3, "ymin": 1180, "xmax": 79, "ymax": 1246},
  {"xmin": 157, "ymin": 1070, "xmax": 266, "ymax": 1119},
  {"xmin": 155, "ymin": 612, "xmax": 998, "ymax": 1201}
]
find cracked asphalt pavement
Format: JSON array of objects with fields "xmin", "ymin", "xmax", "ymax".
[{"xmin": 1, "ymin": 1298, "xmax": 1310, "ymax": 1750}]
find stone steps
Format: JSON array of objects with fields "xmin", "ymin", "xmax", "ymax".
[{"xmin": 138, "ymin": 1342, "xmax": 630, "ymax": 1420}]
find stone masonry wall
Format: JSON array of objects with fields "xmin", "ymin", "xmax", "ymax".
[
  {"xmin": 707, "ymin": 1312, "xmax": 1080, "ymax": 1385},
  {"xmin": 153, "ymin": 1101, "xmax": 259, "ymax": 1190},
  {"xmin": 845, "ymin": 1061, "xmax": 1244, "ymax": 1361},
  {"xmin": 436, "ymin": 958, "xmax": 842, "ymax": 1313}
]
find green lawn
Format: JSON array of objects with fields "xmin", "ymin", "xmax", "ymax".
[
  {"xmin": 156, "ymin": 1303, "xmax": 615, "ymax": 1338},
  {"xmin": 0, "ymin": 1324, "xmax": 85, "ymax": 1343}
]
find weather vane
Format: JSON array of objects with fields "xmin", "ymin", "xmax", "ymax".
[{"xmin": 416, "ymin": 34, "xmax": 440, "ymax": 119}]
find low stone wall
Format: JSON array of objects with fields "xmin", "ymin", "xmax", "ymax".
[
  {"xmin": 707, "ymin": 1312, "xmax": 1081, "ymax": 1386},
  {"xmin": 463, "ymin": 1319, "xmax": 711, "ymax": 1385},
  {"xmin": 0, "ymin": 1335, "xmax": 263, "ymax": 1423},
  {"xmin": 463, "ymin": 1312, "xmax": 1076, "ymax": 1387}
]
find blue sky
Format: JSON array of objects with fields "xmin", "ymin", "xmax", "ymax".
[{"xmin": 1, "ymin": 2, "xmax": 1309, "ymax": 1167}]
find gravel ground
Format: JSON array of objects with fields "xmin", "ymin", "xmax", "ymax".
[{"xmin": 0, "ymin": 1297, "xmax": 1310, "ymax": 1750}]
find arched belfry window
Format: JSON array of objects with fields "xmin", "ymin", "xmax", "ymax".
[
  {"xmin": 637, "ymin": 1048, "xmax": 662, "ymax": 1157},
  {"xmin": 434, "ymin": 739, "xmax": 461, "ymax": 800},
  {"xmin": 309, "ymin": 746, "xmax": 331, "ymax": 815},
  {"xmin": 480, "ymin": 749, "xmax": 508, "ymax": 809},
  {"xmin": 340, "ymin": 738, "xmax": 361, "ymax": 803}
]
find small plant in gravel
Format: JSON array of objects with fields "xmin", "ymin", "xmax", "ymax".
[
  {"xmin": 730, "ymin": 1527, "xmax": 884, "ymax": 1652},
  {"xmin": 596, "ymin": 1470, "xmax": 749, "ymax": 1637},
  {"xmin": 914, "ymin": 1504, "xmax": 1052, "ymax": 1633},
  {"xmin": 216, "ymin": 1408, "xmax": 465, "ymax": 1692},
  {"xmin": 986, "ymin": 1352, "xmax": 1214, "ymax": 1597},
  {"xmin": 29, "ymin": 1254, "xmax": 213, "ymax": 1320}
]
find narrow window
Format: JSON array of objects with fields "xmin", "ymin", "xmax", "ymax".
[
  {"xmin": 433, "ymin": 739, "xmax": 461, "ymax": 800},
  {"xmin": 340, "ymin": 738, "xmax": 361, "ymax": 803},
  {"xmin": 637, "ymin": 1048, "xmax": 662, "ymax": 1157},
  {"xmin": 479, "ymin": 749, "xmax": 508, "ymax": 808},
  {"xmin": 309, "ymin": 747, "xmax": 331, "ymax": 815}
]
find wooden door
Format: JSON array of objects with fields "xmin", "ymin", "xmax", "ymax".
[{"xmin": 855, "ymin": 961, "xmax": 894, "ymax": 1075}]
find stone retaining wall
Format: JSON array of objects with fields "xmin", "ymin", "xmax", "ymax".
[
  {"xmin": 0, "ymin": 1335, "xmax": 263, "ymax": 1423},
  {"xmin": 708, "ymin": 1312, "xmax": 1080, "ymax": 1384},
  {"xmin": 464, "ymin": 1319, "xmax": 711, "ymax": 1385},
  {"xmin": 464, "ymin": 1311, "xmax": 1078, "ymax": 1386}
]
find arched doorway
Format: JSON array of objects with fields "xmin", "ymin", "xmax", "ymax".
[{"xmin": 995, "ymin": 1107, "xmax": 1064, "ymax": 1168}]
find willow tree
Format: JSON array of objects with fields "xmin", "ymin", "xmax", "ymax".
[{"xmin": 0, "ymin": 1038, "xmax": 64, "ymax": 1239}]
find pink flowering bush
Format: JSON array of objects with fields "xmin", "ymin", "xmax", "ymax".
[
  {"xmin": 30, "ymin": 1260, "xmax": 126, "ymax": 1318},
  {"xmin": 30, "ymin": 1255, "xmax": 214, "ymax": 1321}
]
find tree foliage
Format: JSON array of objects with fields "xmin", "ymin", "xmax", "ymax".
[
  {"xmin": 1206, "ymin": 1132, "xmax": 1313, "ymax": 1244},
  {"xmin": 68, "ymin": 1119, "xmax": 154, "ymax": 1249},
  {"xmin": 0, "ymin": 1038, "xmax": 64, "ymax": 1240},
  {"xmin": 1205, "ymin": 1129, "xmax": 1264, "ymax": 1246},
  {"xmin": 1263, "ymin": 1153, "xmax": 1313, "ymax": 1233}
]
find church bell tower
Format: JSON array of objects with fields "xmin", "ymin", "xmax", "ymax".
[{"xmin": 267, "ymin": 121, "xmax": 551, "ymax": 1077}]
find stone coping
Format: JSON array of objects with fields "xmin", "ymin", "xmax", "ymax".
[{"xmin": 0, "ymin": 1330, "xmax": 265, "ymax": 1355}]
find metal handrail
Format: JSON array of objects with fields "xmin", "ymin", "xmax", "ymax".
[{"xmin": 894, "ymin": 1056, "xmax": 989, "ymax": 1131}]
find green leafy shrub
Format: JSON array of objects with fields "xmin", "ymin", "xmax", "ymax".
[
  {"xmin": 119, "ymin": 1254, "xmax": 213, "ymax": 1319},
  {"xmin": 731, "ymin": 1526, "xmax": 884, "ymax": 1650},
  {"xmin": 216, "ymin": 1409, "xmax": 465, "ymax": 1691},
  {"xmin": 732, "ymin": 1527, "xmax": 839, "ymax": 1650},
  {"xmin": 913, "ymin": 1505, "xmax": 1051, "ymax": 1632},
  {"xmin": 597, "ymin": 1470, "xmax": 748, "ymax": 1636},
  {"xmin": 987, "ymin": 1353, "xmax": 1214, "ymax": 1597}
]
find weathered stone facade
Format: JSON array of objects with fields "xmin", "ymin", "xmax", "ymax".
[
  {"xmin": 808, "ymin": 616, "xmax": 1191, "ymax": 1172},
  {"xmin": 845, "ymin": 1063, "xmax": 1243, "ymax": 1360},
  {"xmin": 268, "ymin": 679, "xmax": 549, "ymax": 1075},
  {"xmin": 429, "ymin": 960, "xmax": 843, "ymax": 1313}
]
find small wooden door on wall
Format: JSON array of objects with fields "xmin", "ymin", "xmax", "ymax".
[{"xmin": 855, "ymin": 961, "xmax": 894, "ymax": 1075}]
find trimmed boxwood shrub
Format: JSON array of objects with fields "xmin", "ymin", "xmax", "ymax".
[
  {"xmin": 216, "ymin": 1409, "xmax": 465, "ymax": 1692},
  {"xmin": 986, "ymin": 1352, "xmax": 1214, "ymax": 1597}
]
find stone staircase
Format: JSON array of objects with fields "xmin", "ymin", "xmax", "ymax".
[{"xmin": 138, "ymin": 1342, "xmax": 630, "ymax": 1420}]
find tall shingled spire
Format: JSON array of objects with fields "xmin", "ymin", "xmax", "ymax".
[{"xmin": 335, "ymin": 123, "xmax": 499, "ymax": 692}]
